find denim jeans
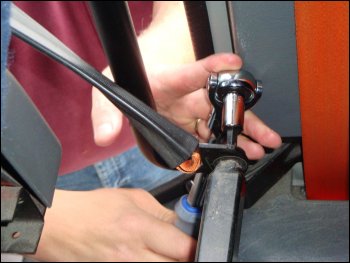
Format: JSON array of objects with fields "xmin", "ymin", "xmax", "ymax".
[
  {"xmin": 56, "ymin": 146, "xmax": 182, "ymax": 191},
  {"xmin": 1, "ymin": 1, "xmax": 11, "ymax": 129}
]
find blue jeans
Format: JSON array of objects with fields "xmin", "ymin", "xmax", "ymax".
[
  {"xmin": 1, "ymin": 1, "xmax": 11, "ymax": 129},
  {"xmin": 56, "ymin": 146, "xmax": 182, "ymax": 191}
]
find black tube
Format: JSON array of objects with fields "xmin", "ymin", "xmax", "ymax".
[
  {"xmin": 184, "ymin": 1, "xmax": 215, "ymax": 60},
  {"xmin": 88, "ymin": 1, "xmax": 155, "ymax": 108},
  {"xmin": 88, "ymin": 2, "xmax": 169, "ymax": 167}
]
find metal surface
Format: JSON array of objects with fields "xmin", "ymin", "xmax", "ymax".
[
  {"xmin": 239, "ymin": 171, "xmax": 349, "ymax": 262},
  {"xmin": 245, "ymin": 142, "xmax": 302, "ymax": 208},
  {"xmin": 88, "ymin": 1, "xmax": 155, "ymax": 108},
  {"xmin": 184, "ymin": 1, "xmax": 215, "ymax": 59},
  {"xmin": 207, "ymin": 70, "xmax": 262, "ymax": 141},
  {"xmin": 1, "ymin": 186, "xmax": 45, "ymax": 253},
  {"xmin": 1, "ymin": 71, "xmax": 61, "ymax": 207},
  {"xmin": 88, "ymin": 1, "xmax": 169, "ymax": 167},
  {"xmin": 187, "ymin": 173, "xmax": 204, "ymax": 207},
  {"xmin": 1, "ymin": 185, "xmax": 20, "ymax": 223},
  {"xmin": 222, "ymin": 92, "xmax": 244, "ymax": 130},
  {"xmin": 208, "ymin": 70, "xmax": 262, "ymax": 110},
  {"xmin": 205, "ymin": 1, "xmax": 234, "ymax": 53},
  {"xmin": 1, "ymin": 72, "xmax": 54, "ymax": 254},
  {"xmin": 150, "ymin": 172, "xmax": 195, "ymax": 204},
  {"xmin": 196, "ymin": 159, "xmax": 245, "ymax": 262},
  {"xmin": 295, "ymin": 2, "xmax": 349, "ymax": 200},
  {"xmin": 207, "ymin": 1, "xmax": 301, "ymax": 137},
  {"xmin": 198, "ymin": 143, "xmax": 248, "ymax": 172},
  {"xmin": 194, "ymin": 68, "xmax": 261, "ymax": 260}
]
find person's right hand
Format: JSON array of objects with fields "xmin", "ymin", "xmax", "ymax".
[{"xmin": 29, "ymin": 189, "xmax": 196, "ymax": 262}]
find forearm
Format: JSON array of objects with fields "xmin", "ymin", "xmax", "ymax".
[{"xmin": 138, "ymin": 1, "xmax": 195, "ymax": 73}]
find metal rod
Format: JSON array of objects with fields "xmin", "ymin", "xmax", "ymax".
[
  {"xmin": 88, "ymin": 2, "xmax": 155, "ymax": 108},
  {"xmin": 88, "ymin": 2, "xmax": 169, "ymax": 166},
  {"xmin": 183, "ymin": 1, "xmax": 215, "ymax": 60}
]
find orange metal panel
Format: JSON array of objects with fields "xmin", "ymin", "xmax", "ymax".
[{"xmin": 295, "ymin": 2, "xmax": 349, "ymax": 200}]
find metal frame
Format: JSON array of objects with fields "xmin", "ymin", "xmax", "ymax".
[{"xmin": 1, "ymin": 71, "xmax": 60, "ymax": 253}]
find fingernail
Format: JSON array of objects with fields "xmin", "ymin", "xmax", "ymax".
[{"xmin": 97, "ymin": 123, "xmax": 113, "ymax": 135}]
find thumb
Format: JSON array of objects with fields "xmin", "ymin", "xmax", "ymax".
[
  {"xmin": 193, "ymin": 52, "xmax": 243, "ymax": 91},
  {"xmin": 91, "ymin": 87, "xmax": 123, "ymax": 146},
  {"xmin": 157, "ymin": 53, "xmax": 242, "ymax": 97}
]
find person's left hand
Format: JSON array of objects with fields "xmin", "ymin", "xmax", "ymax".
[
  {"xmin": 91, "ymin": 53, "xmax": 281, "ymax": 160},
  {"xmin": 29, "ymin": 189, "xmax": 196, "ymax": 262}
]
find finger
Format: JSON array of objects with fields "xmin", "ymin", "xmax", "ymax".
[
  {"xmin": 141, "ymin": 217, "xmax": 197, "ymax": 261},
  {"xmin": 237, "ymin": 134, "xmax": 265, "ymax": 160},
  {"xmin": 243, "ymin": 111, "xmax": 282, "ymax": 149},
  {"xmin": 199, "ymin": 52, "xmax": 243, "ymax": 74},
  {"xmin": 178, "ymin": 118, "xmax": 211, "ymax": 143},
  {"xmin": 196, "ymin": 118, "xmax": 211, "ymax": 142},
  {"xmin": 186, "ymin": 88, "xmax": 212, "ymax": 120},
  {"xmin": 134, "ymin": 249, "xmax": 177, "ymax": 262},
  {"xmin": 183, "ymin": 53, "xmax": 242, "ymax": 93},
  {"xmin": 91, "ymin": 87, "xmax": 123, "ymax": 146}
]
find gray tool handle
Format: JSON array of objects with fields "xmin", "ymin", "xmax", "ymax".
[{"xmin": 174, "ymin": 195, "xmax": 201, "ymax": 238}]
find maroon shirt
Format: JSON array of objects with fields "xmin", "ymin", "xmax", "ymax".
[{"xmin": 9, "ymin": 1, "xmax": 153, "ymax": 175}]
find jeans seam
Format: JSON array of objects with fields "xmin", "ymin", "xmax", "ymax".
[{"xmin": 94, "ymin": 157, "xmax": 122, "ymax": 187}]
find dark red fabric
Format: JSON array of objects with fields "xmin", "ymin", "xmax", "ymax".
[{"xmin": 9, "ymin": 1, "xmax": 153, "ymax": 175}]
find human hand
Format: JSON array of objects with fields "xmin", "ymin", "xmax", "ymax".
[
  {"xmin": 29, "ymin": 189, "xmax": 196, "ymax": 262},
  {"xmin": 91, "ymin": 53, "xmax": 281, "ymax": 159}
]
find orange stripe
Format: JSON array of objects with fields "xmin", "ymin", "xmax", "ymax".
[{"xmin": 295, "ymin": 2, "xmax": 349, "ymax": 200}]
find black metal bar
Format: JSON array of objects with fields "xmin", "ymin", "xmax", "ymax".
[
  {"xmin": 183, "ymin": 1, "xmax": 215, "ymax": 60},
  {"xmin": 150, "ymin": 173, "xmax": 194, "ymax": 204},
  {"xmin": 1, "ymin": 185, "xmax": 45, "ymax": 253},
  {"xmin": 88, "ymin": 1, "xmax": 155, "ymax": 108},
  {"xmin": 196, "ymin": 159, "xmax": 245, "ymax": 262},
  {"xmin": 88, "ymin": 2, "xmax": 171, "ymax": 166},
  {"xmin": 245, "ymin": 143, "xmax": 302, "ymax": 208}
]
